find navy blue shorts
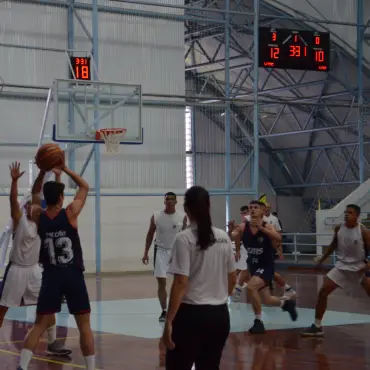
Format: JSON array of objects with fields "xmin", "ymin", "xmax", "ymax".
[
  {"xmin": 248, "ymin": 264, "xmax": 274, "ymax": 286},
  {"xmin": 36, "ymin": 267, "xmax": 90, "ymax": 315}
]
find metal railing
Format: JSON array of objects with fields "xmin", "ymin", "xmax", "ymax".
[{"xmin": 280, "ymin": 232, "xmax": 337, "ymax": 265}]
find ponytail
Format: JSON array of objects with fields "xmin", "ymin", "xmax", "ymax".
[
  {"xmin": 194, "ymin": 206, "xmax": 215, "ymax": 250},
  {"xmin": 184, "ymin": 186, "xmax": 215, "ymax": 250}
]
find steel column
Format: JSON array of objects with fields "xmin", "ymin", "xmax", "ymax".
[
  {"xmin": 224, "ymin": 0, "xmax": 231, "ymax": 224},
  {"xmin": 357, "ymin": 0, "xmax": 365, "ymax": 183},
  {"xmin": 92, "ymin": 0, "xmax": 102, "ymax": 274},
  {"xmin": 67, "ymin": 1, "xmax": 76, "ymax": 184},
  {"xmin": 252, "ymin": 0, "xmax": 260, "ymax": 197}
]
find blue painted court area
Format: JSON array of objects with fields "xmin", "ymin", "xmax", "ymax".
[{"xmin": 5, "ymin": 298, "xmax": 370, "ymax": 339}]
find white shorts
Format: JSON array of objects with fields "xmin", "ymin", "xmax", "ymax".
[
  {"xmin": 0, "ymin": 263, "xmax": 42, "ymax": 307},
  {"xmin": 154, "ymin": 246, "xmax": 172, "ymax": 278},
  {"xmin": 326, "ymin": 267, "xmax": 363, "ymax": 295},
  {"xmin": 234, "ymin": 245, "xmax": 248, "ymax": 271}
]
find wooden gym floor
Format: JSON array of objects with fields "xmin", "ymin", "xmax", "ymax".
[{"xmin": 1, "ymin": 270, "xmax": 370, "ymax": 369}]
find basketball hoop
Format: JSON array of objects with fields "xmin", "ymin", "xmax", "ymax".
[{"xmin": 95, "ymin": 128, "xmax": 127, "ymax": 155}]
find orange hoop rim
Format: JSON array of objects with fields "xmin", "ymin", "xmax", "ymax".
[{"xmin": 95, "ymin": 128, "xmax": 127, "ymax": 140}]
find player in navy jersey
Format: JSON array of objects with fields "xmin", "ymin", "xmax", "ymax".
[
  {"xmin": 17, "ymin": 166, "xmax": 95, "ymax": 370},
  {"xmin": 230, "ymin": 201, "xmax": 297, "ymax": 334}
]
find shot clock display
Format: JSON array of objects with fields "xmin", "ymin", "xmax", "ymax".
[
  {"xmin": 70, "ymin": 57, "xmax": 91, "ymax": 80},
  {"xmin": 258, "ymin": 28, "xmax": 330, "ymax": 71}
]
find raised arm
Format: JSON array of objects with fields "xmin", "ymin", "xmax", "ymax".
[
  {"xmin": 31, "ymin": 169, "xmax": 46, "ymax": 206},
  {"xmin": 9, "ymin": 162, "xmax": 25, "ymax": 229},
  {"xmin": 142, "ymin": 215, "xmax": 156, "ymax": 264},
  {"xmin": 63, "ymin": 166, "xmax": 89, "ymax": 219}
]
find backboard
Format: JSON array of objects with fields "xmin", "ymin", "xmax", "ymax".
[{"xmin": 52, "ymin": 79, "xmax": 143, "ymax": 145}]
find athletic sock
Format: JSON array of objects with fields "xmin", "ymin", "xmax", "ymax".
[
  {"xmin": 314, "ymin": 319, "xmax": 322, "ymax": 327},
  {"xmin": 256, "ymin": 314, "xmax": 262, "ymax": 321},
  {"xmin": 19, "ymin": 349, "xmax": 33, "ymax": 370},
  {"xmin": 84, "ymin": 355, "xmax": 96, "ymax": 370},
  {"xmin": 47, "ymin": 325, "xmax": 57, "ymax": 345},
  {"xmin": 284, "ymin": 284, "xmax": 291, "ymax": 290}
]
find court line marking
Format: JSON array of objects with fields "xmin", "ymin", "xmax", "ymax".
[
  {"xmin": 0, "ymin": 332, "xmax": 117, "ymax": 345},
  {"xmin": 0, "ymin": 333, "xmax": 118, "ymax": 369},
  {"xmin": 0, "ymin": 347, "xmax": 91, "ymax": 369}
]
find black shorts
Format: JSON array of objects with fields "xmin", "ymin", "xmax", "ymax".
[
  {"xmin": 248, "ymin": 264, "xmax": 274, "ymax": 286},
  {"xmin": 37, "ymin": 267, "xmax": 90, "ymax": 315},
  {"xmin": 166, "ymin": 303, "xmax": 230, "ymax": 370}
]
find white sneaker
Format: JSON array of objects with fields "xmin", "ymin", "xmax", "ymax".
[{"xmin": 282, "ymin": 287, "xmax": 296, "ymax": 299}]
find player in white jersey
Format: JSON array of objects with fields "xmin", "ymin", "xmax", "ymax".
[
  {"xmin": 142, "ymin": 192, "xmax": 187, "ymax": 321},
  {"xmin": 0, "ymin": 162, "xmax": 71, "ymax": 356},
  {"xmin": 229, "ymin": 206, "xmax": 250, "ymax": 302},
  {"xmin": 264, "ymin": 203, "xmax": 296, "ymax": 297},
  {"xmin": 301, "ymin": 204, "xmax": 370, "ymax": 337}
]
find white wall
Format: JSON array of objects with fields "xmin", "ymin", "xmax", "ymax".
[
  {"xmin": 0, "ymin": 1, "xmax": 187, "ymax": 275},
  {"xmin": 0, "ymin": 1, "xmax": 185, "ymax": 190}
]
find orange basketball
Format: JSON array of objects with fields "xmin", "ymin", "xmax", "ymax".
[{"xmin": 35, "ymin": 143, "xmax": 65, "ymax": 171}]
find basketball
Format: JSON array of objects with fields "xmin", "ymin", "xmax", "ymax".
[{"xmin": 35, "ymin": 143, "xmax": 65, "ymax": 171}]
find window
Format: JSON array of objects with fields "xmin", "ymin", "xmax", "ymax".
[{"xmin": 185, "ymin": 106, "xmax": 194, "ymax": 189}]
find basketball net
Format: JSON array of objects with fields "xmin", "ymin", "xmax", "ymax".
[{"xmin": 97, "ymin": 129, "xmax": 127, "ymax": 155}]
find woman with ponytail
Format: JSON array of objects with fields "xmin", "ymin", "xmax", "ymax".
[{"xmin": 162, "ymin": 186, "xmax": 237, "ymax": 370}]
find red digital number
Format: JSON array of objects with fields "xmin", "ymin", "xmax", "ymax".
[
  {"xmin": 272, "ymin": 32, "xmax": 277, "ymax": 41},
  {"xmin": 315, "ymin": 50, "xmax": 325, "ymax": 62},
  {"xmin": 270, "ymin": 47, "xmax": 280, "ymax": 59},
  {"xmin": 75, "ymin": 65, "xmax": 89, "ymax": 79},
  {"xmin": 304, "ymin": 46, "xmax": 307, "ymax": 57},
  {"xmin": 289, "ymin": 45, "xmax": 301, "ymax": 57},
  {"xmin": 315, "ymin": 36, "xmax": 320, "ymax": 45},
  {"xmin": 294, "ymin": 35, "xmax": 298, "ymax": 43}
]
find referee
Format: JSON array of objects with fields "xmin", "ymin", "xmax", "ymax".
[{"xmin": 162, "ymin": 186, "xmax": 237, "ymax": 370}]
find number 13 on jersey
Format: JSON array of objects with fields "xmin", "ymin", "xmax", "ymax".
[{"xmin": 45, "ymin": 237, "xmax": 74, "ymax": 265}]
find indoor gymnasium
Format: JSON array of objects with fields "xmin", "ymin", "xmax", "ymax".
[{"xmin": 0, "ymin": 0, "xmax": 370, "ymax": 369}]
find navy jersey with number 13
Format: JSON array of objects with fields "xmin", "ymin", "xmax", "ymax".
[{"xmin": 38, "ymin": 209, "xmax": 84, "ymax": 271}]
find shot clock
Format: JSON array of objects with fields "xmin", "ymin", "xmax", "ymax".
[
  {"xmin": 258, "ymin": 27, "xmax": 330, "ymax": 71},
  {"xmin": 70, "ymin": 56, "xmax": 91, "ymax": 80}
]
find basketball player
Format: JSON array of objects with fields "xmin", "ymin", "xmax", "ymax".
[
  {"xmin": 17, "ymin": 165, "xmax": 95, "ymax": 370},
  {"xmin": 229, "ymin": 205, "xmax": 250, "ymax": 302},
  {"xmin": 0, "ymin": 163, "xmax": 71, "ymax": 356},
  {"xmin": 264, "ymin": 203, "xmax": 296, "ymax": 297},
  {"xmin": 142, "ymin": 192, "xmax": 187, "ymax": 321},
  {"xmin": 230, "ymin": 204, "xmax": 295, "ymax": 301},
  {"xmin": 301, "ymin": 204, "xmax": 370, "ymax": 337},
  {"xmin": 229, "ymin": 200, "xmax": 297, "ymax": 334}
]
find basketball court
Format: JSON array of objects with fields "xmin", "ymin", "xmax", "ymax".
[
  {"xmin": 0, "ymin": 0, "xmax": 369, "ymax": 369},
  {"xmin": 0, "ymin": 270, "xmax": 369, "ymax": 369}
]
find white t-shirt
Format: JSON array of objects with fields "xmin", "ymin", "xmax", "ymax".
[
  {"xmin": 153, "ymin": 210, "xmax": 185, "ymax": 249},
  {"xmin": 10, "ymin": 213, "xmax": 40, "ymax": 266},
  {"xmin": 168, "ymin": 226, "xmax": 236, "ymax": 305},
  {"xmin": 245, "ymin": 215, "xmax": 269, "ymax": 223},
  {"xmin": 264, "ymin": 214, "xmax": 281, "ymax": 231}
]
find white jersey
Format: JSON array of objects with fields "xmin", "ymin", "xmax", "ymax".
[
  {"xmin": 264, "ymin": 214, "xmax": 282, "ymax": 231},
  {"xmin": 154, "ymin": 210, "xmax": 185, "ymax": 249},
  {"xmin": 335, "ymin": 224, "xmax": 366, "ymax": 271},
  {"xmin": 245, "ymin": 215, "xmax": 269, "ymax": 223},
  {"xmin": 9, "ymin": 213, "xmax": 40, "ymax": 266}
]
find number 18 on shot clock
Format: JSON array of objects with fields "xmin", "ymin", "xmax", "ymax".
[
  {"xmin": 258, "ymin": 27, "xmax": 330, "ymax": 72},
  {"xmin": 70, "ymin": 56, "xmax": 91, "ymax": 80}
]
